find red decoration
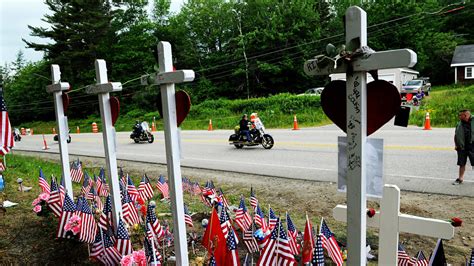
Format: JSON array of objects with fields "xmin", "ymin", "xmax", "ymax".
[
  {"xmin": 109, "ymin": 96, "xmax": 120, "ymax": 126},
  {"xmin": 321, "ymin": 79, "xmax": 401, "ymax": 136},
  {"xmin": 367, "ymin": 208, "xmax": 376, "ymax": 218},
  {"xmin": 450, "ymin": 217, "xmax": 462, "ymax": 227},
  {"xmin": 62, "ymin": 93, "xmax": 70, "ymax": 113},
  {"xmin": 158, "ymin": 90, "xmax": 191, "ymax": 127}
]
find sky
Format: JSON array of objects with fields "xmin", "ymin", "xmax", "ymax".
[{"xmin": 0, "ymin": 0, "xmax": 184, "ymax": 67}]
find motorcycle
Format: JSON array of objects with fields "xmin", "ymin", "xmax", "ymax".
[
  {"xmin": 228, "ymin": 119, "xmax": 274, "ymax": 149},
  {"xmin": 13, "ymin": 128, "xmax": 21, "ymax": 142},
  {"xmin": 53, "ymin": 129, "xmax": 71, "ymax": 143},
  {"xmin": 130, "ymin": 121, "xmax": 154, "ymax": 143}
]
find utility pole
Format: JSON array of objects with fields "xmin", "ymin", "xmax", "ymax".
[{"xmin": 233, "ymin": 9, "xmax": 250, "ymax": 99}]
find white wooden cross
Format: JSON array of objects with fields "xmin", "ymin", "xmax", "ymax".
[
  {"xmin": 304, "ymin": 6, "xmax": 417, "ymax": 265},
  {"xmin": 142, "ymin": 41, "xmax": 194, "ymax": 265},
  {"xmin": 333, "ymin": 184, "xmax": 454, "ymax": 265},
  {"xmin": 85, "ymin": 59, "xmax": 123, "ymax": 230},
  {"xmin": 45, "ymin": 65, "xmax": 73, "ymax": 199}
]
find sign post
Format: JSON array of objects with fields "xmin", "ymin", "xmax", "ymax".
[
  {"xmin": 46, "ymin": 65, "xmax": 73, "ymax": 199},
  {"xmin": 304, "ymin": 6, "xmax": 416, "ymax": 265},
  {"xmin": 142, "ymin": 41, "xmax": 194, "ymax": 265},
  {"xmin": 333, "ymin": 184, "xmax": 454, "ymax": 264},
  {"xmin": 85, "ymin": 59, "xmax": 123, "ymax": 230}
]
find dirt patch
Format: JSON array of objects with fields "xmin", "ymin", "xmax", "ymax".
[{"xmin": 12, "ymin": 151, "xmax": 474, "ymax": 264}]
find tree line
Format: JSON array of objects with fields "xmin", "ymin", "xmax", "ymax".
[{"xmin": 1, "ymin": 0, "xmax": 472, "ymax": 123}]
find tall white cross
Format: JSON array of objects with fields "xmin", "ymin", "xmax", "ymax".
[
  {"xmin": 143, "ymin": 41, "xmax": 194, "ymax": 265},
  {"xmin": 304, "ymin": 6, "xmax": 417, "ymax": 265},
  {"xmin": 46, "ymin": 65, "xmax": 73, "ymax": 199},
  {"xmin": 85, "ymin": 59, "xmax": 123, "ymax": 230},
  {"xmin": 333, "ymin": 184, "xmax": 454, "ymax": 265}
]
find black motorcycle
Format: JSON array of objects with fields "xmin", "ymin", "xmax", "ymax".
[
  {"xmin": 130, "ymin": 121, "xmax": 154, "ymax": 143},
  {"xmin": 229, "ymin": 123, "xmax": 274, "ymax": 149},
  {"xmin": 53, "ymin": 129, "xmax": 71, "ymax": 143}
]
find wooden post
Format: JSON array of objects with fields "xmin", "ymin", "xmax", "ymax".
[
  {"xmin": 85, "ymin": 59, "xmax": 123, "ymax": 230},
  {"xmin": 46, "ymin": 65, "xmax": 73, "ymax": 199},
  {"xmin": 143, "ymin": 42, "xmax": 195, "ymax": 264}
]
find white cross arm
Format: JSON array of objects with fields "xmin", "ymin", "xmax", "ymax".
[
  {"xmin": 46, "ymin": 82, "xmax": 70, "ymax": 93},
  {"xmin": 333, "ymin": 205, "xmax": 454, "ymax": 239},
  {"xmin": 85, "ymin": 82, "xmax": 122, "ymax": 94},
  {"xmin": 304, "ymin": 57, "xmax": 347, "ymax": 76},
  {"xmin": 142, "ymin": 70, "xmax": 195, "ymax": 86}
]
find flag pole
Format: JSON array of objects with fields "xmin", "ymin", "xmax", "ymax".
[{"xmin": 148, "ymin": 223, "xmax": 158, "ymax": 264}]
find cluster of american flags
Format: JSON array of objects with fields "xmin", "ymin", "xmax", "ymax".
[{"xmin": 199, "ymin": 183, "xmax": 345, "ymax": 265}]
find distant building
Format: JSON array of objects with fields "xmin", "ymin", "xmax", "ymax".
[
  {"xmin": 329, "ymin": 68, "xmax": 418, "ymax": 91},
  {"xmin": 450, "ymin": 44, "xmax": 474, "ymax": 85}
]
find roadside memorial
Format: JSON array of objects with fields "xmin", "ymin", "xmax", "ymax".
[
  {"xmin": 140, "ymin": 41, "xmax": 195, "ymax": 265},
  {"xmin": 333, "ymin": 184, "xmax": 454, "ymax": 264},
  {"xmin": 85, "ymin": 59, "xmax": 123, "ymax": 229},
  {"xmin": 45, "ymin": 65, "xmax": 73, "ymax": 199},
  {"xmin": 304, "ymin": 6, "xmax": 417, "ymax": 264}
]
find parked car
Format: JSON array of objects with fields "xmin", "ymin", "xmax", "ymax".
[
  {"xmin": 298, "ymin": 87, "xmax": 324, "ymax": 96},
  {"xmin": 401, "ymin": 78, "xmax": 431, "ymax": 96}
]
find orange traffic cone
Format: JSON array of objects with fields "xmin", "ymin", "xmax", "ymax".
[
  {"xmin": 52, "ymin": 127, "xmax": 56, "ymax": 134},
  {"xmin": 292, "ymin": 115, "xmax": 300, "ymax": 130},
  {"xmin": 423, "ymin": 112, "xmax": 432, "ymax": 130},
  {"xmin": 208, "ymin": 119, "xmax": 213, "ymax": 131},
  {"xmin": 152, "ymin": 122, "xmax": 156, "ymax": 132},
  {"xmin": 76, "ymin": 126, "xmax": 80, "ymax": 134},
  {"xmin": 42, "ymin": 135, "xmax": 49, "ymax": 150}
]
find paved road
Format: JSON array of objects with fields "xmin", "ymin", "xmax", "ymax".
[{"xmin": 13, "ymin": 122, "xmax": 474, "ymax": 196}]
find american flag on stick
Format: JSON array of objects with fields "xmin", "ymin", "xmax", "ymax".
[
  {"xmin": 320, "ymin": 218, "xmax": 343, "ymax": 266},
  {"xmin": 235, "ymin": 197, "xmax": 252, "ymax": 231},
  {"xmin": 226, "ymin": 229, "xmax": 240, "ymax": 266},
  {"xmin": 243, "ymin": 222, "xmax": 259, "ymax": 253},
  {"xmin": 156, "ymin": 175, "xmax": 169, "ymax": 199},
  {"xmin": 77, "ymin": 197, "xmax": 98, "ymax": 244},
  {"xmin": 127, "ymin": 174, "xmax": 140, "ymax": 202},
  {"xmin": 184, "ymin": 203, "xmax": 193, "ymax": 227},
  {"xmin": 217, "ymin": 188, "xmax": 229, "ymax": 208},
  {"xmin": 102, "ymin": 230, "xmax": 122, "ymax": 265},
  {"xmin": 413, "ymin": 250, "xmax": 428, "ymax": 266},
  {"xmin": 121, "ymin": 187, "xmax": 140, "ymax": 226},
  {"xmin": 96, "ymin": 168, "xmax": 109, "ymax": 197},
  {"xmin": 89, "ymin": 228, "xmax": 105, "ymax": 263},
  {"xmin": 38, "ymin": 168, "xmax": 50, "ymax": 195},
  {"xmin": 250, "ymin": 187, "xmax": 258, "ymax": 210},
  {"xmin": 254, "ymin": 204, "xmax": 267, "ymax": 232},
  {"xmin": 48, "ymin": 177, "xmax": 62, "ymax": 217},
  {"xmin": 146, "ymin": 203, "xmax": 164, "ymax": 240},
  {"xmin": 70, "ymin": 159, "xmax": 83, "ymax": 183},
  {"xmin": 0, "ymin": 89, "xmax": 13, "ymax": 156},
  {"xmin": 257, "ymin": 219, "xmax": 296, "ymax": 265},
  {"xmin": 99, "ymin": 195, "xmax": 113, "ymax": 232},
  {"xmin": 398, "ymin": 244, "xmax": 412, "ymax": 266},
  {"xmin": 220, "ymin": 207, "xmax": 232, "ymax": 238},
  {"xmin": 286, "ymin": 213, "xmax": 300, "ymax": 255},
  {"xmin": 57, "ymin": 192, "xmax": 76, "ymax": 239},
  {"xmin": 311, "ymin": 234, "xmax": 325, "ymax": 266},
  {"xmin": 139, "ymin": 174, "xmax": 154, "ymax": 201},
  {"xmin": 115, "ymin": 217, "xmax": 132, "ymax": 256},
  {"xmin": 268, "ymin": 207, "xmax": 277, "ymax": 231},
  {"xmin": 81, "ymin": 172, "xmax": 93, "ymax": 197}
]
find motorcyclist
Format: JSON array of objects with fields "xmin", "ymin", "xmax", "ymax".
[{"xmin": 239, "ymin": 114, "xmax": 252, "ymax": 143}]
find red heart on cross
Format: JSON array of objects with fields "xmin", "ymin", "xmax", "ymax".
[
  {"xmin": 110, "ymin": 96, "xmax": 120, "ymax": 126},
  {"xmin": 158, "ymin": 90, "xmax": 192, "ymax": 127},
  {"xmin": 62, "ymin": 93, "xmax": 70, "ymax": 113},
  {"xmin": 321, "ymin": 79, "xmax": 401, "ymax": 136}
]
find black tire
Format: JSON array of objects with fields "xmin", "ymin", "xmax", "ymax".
[
  {"xmin": 134, "ymin": 138, "xmax": 140, "ymax": 143},
  {"xmin": 234, "ymin": 144, "xmax": 244, "ymax": 149},
  {"xmin": 67, "ymin": 136, "xmax": 71, "ymax": 143},
  {"xmin": 148, "ymin": 134, "xmax": 154, "ymax": 143},
  {"xmin": 425, "ymin": 89, "xmax": 430, "ymax": 96},
  {"xmin": 262, "ymin": 134, "xmax": 274, "ymax": 149}
]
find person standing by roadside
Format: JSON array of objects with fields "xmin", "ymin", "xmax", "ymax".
[{"xmin": 453, "ymin": 110, "xmax": 474, "ymax": 185}]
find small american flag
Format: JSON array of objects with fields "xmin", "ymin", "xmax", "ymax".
[
  {"xmin": 122, "ymin": 188, "xmax": 140, "ymax": 226},
  {"xmin": 243, "ymin": 223, "xmax": 259, "ymax": 253},
  {"xmin": 99, "ymin": 195, "xmax": 113, "ymax": 231},
  {"xmin": 89, "ymin": 187, "xmax": 103, "ymax": 211},
  {"xmin": 144, "ymin": 229, "xmax": 162, "ymax": 265},
  {"xmin": 57, "ymin": 192, "xmax": 76, "ymax": 239},
  {"xmin": 217, "ymin": 188, "xmax": 229, "ymax": 208},
  {"xmin": 0, "ymin": 90, "xmax": 13, "ymax": 156},
  {"xmin": 156, "ymin": 175, "xmax": 169, "ymax": 199},
  {"xmin": 192, "ymin": 182, "xmax": 201, "ymax": 196},
  {"xmin": 77, "ymin": 197, "xmax": 98, "ymax": 244},
  {"xmin": 48, "ymin": 177, "xmax": 62, "ymax": 217},
  {"xmin": 275, "ymin": 219, "xmax": 297, "ymax": 265},
  {"xmin": 413, "ymin": 250, "xmax": 428, "ymax": 266},
  {"xmin": 38, "ymin": 168, "xmax": 50, "ymax": 195},
  {"xmin": 220, "ymin": 207, "xmax": 232, "ymax": 238},
  {"xmin": 81, "ymin": 172, "xmax": 93, "ymax": 197},
  {"xmin": 250, "ymin": 187, "xmax": 258, "ymax": 210},
  {"xmin": 320, "ymin": 219, "xmax": 343, "ymax": 266},
  {"xmin": 287, "ymin": 213, "xmax": 300, "ymax": 255},
  {"xmin": 184, "ymin": 203, "xmax": 193, "ymax": 227},
  {"xmin": 268, "ymin": 207, "xmax": 277, "ymax": 231},
  {"xmin": 398, "ymin": 244, "xmax": 412, "ymax": 266},
  {"xmin": 257, "ymin": 219, "xmax": 296, "ymax": 265},
  {"xmin": 226, "ymin": 229, "xmax": 240, "ymax": 266},
  {"xmin": 127, "ymin": 174, "xmax": 140, "ymax": 202},
  {"xmin": 235, "ymin": 197, "xmax": 252, "ymax": 231},
  {"xmin": 96, "ymin": 168, "xmax": 109, "ymax": 197},
  {"xmin": 254, "ymin": 204, "xmax": 267, "ymax": 232},
  {"xmin": 115, "ymin": 218, "xmax": 132, "ymax": 256},
  {"xmin": 102, "ymin": 230, "xmax": 122, "ymax": 265},
  {"xmin": 89, "ymin": 228, "xmax": 105, "ymax": 262},
  {"xmin": 139, "ymin": 174, "xmax": 154, "ymax": 201},
  {"xmin": 202, "ymin": 180, "xmax": 216, "ymax": 196},
  {"xmin": 146, "ymin": 203, "xmax": 164, "ymax": 240},
  {"xmin": 70, "ymin": 159, "xmax": 83, "ymax": 183},
  {"xmin": 311, "ymin": 234, "xmax": 325, "ymax": 266}
]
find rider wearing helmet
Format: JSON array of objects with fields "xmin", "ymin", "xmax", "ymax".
[{"xmin": 239, "ymin": 114, "xmax": 252, "ymax": 143}]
